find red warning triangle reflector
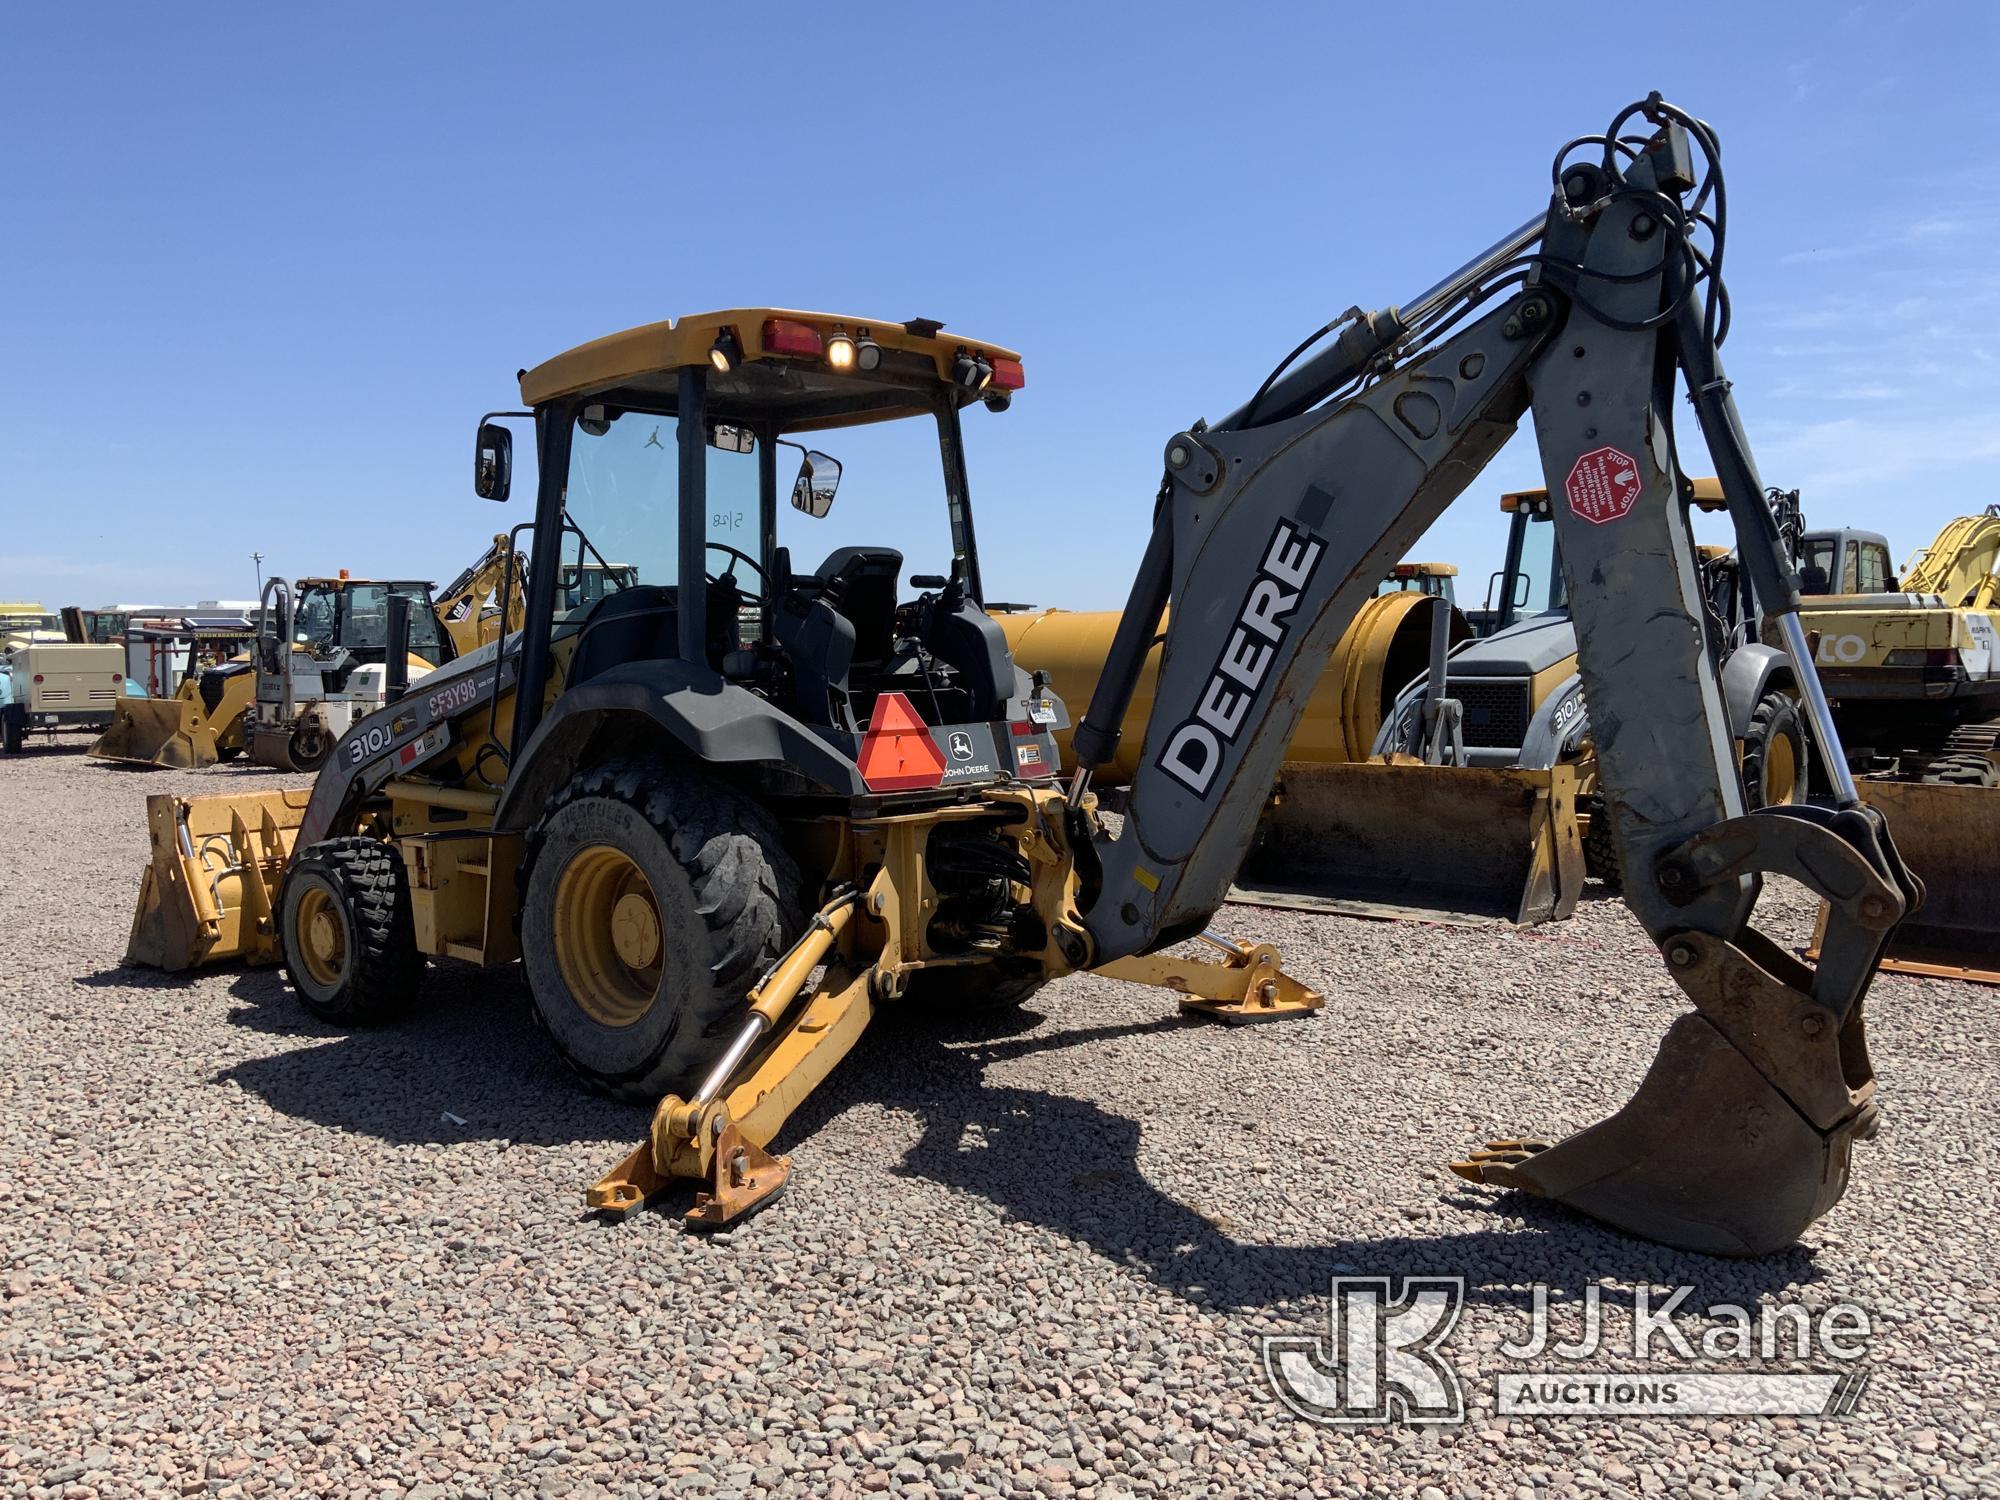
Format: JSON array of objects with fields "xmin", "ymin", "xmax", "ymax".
[{"xmin": 857, "ymin": 692, "xmax": 947, "ymax": 791}]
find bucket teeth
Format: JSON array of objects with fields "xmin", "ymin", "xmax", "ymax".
[
  {"xmin": 1448, "ymin": 1139, "xmax": 1550, "ymax": 1182},
  {"xmin": 1451, "ymin": 1012, "xmax": 1867, "ymax": 1257}
]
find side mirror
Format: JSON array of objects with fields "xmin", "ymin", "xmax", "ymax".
[
  {"xmin": 708, "ymin": 422, "xmax": 756, "ymax": 454},
  {"xmin": 475, "ymin": 422, "xmax": 512, "ymax": 502},
  {"xmin": 790, "ymin": 450, "xmax": 842, "ymax": 518}
]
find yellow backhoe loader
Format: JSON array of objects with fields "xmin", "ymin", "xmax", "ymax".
[
  {"xmin": 1790, "ymin": 504, "xmax": 2000, "ymax": 982},
  {"xmin": 121, "ymin": 99, "xmax": 1917, "ymax": 1258},
  {"xmin": 90, "ymin": 535, "xmax": 522, "ymax": 771}
]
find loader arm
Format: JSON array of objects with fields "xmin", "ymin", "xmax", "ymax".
[{"xmin": 1074, "ymin": 96, "xmax": 1920, "ymax": 1254}]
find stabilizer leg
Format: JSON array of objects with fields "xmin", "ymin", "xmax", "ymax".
[{"xmin": 1097, "ymin": 929, "xmax": 1323, "ymax": 1023}]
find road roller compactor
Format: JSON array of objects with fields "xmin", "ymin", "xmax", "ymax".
[
  {"xmin": 126, "ymin": 96, "xmax": 1917, "ymax": 1255},
  {"xmin": 91, "ymin": 534, "xmax": 523, "ymax": 772}
]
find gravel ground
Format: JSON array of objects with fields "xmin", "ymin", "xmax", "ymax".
[{"xmin": 3, "ymin": 733, "xmax": 1996, "ymax": 1498}]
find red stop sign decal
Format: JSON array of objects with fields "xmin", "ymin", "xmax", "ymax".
[{"xmin": 1565, "ymin": 445, "xmax": 1643, "ymax": 525}]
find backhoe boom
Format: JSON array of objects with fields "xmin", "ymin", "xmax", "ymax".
[{"xmin": 1075, "ymin": 98, "xmax": 1917, "ymax": 1253}]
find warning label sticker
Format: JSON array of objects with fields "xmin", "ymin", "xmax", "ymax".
[{"xmin": 1565, "ymin": 445, "xmax": 1643, "ymax": 525}]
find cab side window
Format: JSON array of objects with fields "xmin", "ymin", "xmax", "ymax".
[{"xmin": 1857, "ymin": 543, "xmax": 1891, "ymax": 594}]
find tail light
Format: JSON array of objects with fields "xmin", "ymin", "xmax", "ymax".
[
  {"xmin": 32, "ymin": 674, "xmax": 44, "ymax": 684},
  {"xmin": 762, "ymin": 318, "xmax": 825, "ymax": 358},
  {"xmin": 1883, "ymin": 648, "xmax": 1960, "ymax": 668},
  {"xmin": 988, "ymin": 357, "xmax": 1025, "ymax": 391}
]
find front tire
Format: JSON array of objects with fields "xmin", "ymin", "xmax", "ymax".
[
  {"xmin": 1580, "ymin": 791, "xmax": 1623, "ymax": 890},
  {"xmin": 520, "ymin": 758, "xmax": 803, "ymax": 1102},
  {"xmin": 1741, "ymin": 690, "xmax": 1809, "ymax": 809},
  {"xmin": 280, "ymin": 837, "xmax": 425, "ymax": 1025}
]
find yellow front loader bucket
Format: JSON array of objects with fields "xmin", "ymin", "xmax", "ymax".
[
  {"xmin": 91, "ymin": 671, "xmax": 251, "ymax": 770},
  {"xmin": 126, "ymin": 790, "xmax": 307, "ymax": 971},
  {"xmin": 1812, "ymin": 779, "xmax": 2000, "ymax": 984},
  {"xmin": 1232, "ymin": 758, "xmax": 1584, "ymax": 926}
]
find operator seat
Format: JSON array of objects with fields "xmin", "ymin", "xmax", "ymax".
[
  {"xmin": 817, "ymin": 547, "xmax": 903, "ymax": 672},
  {"xmin": 769, "ymin": 546, "xmax": 903, "ymax": 731},
  {"xmin": 565, "ymin": 580, "xmax": 744, "ymax": 687}
]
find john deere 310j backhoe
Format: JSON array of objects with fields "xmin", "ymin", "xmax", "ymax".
[{"xmin": 125, "ymin": 96, "xmax": 1914, "ymax": 1257}]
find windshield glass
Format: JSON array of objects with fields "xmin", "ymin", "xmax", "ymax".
[
  {"xmin": 338, "ymin": 584, "xmax": 444, "ymax": 662},
  {"xmin": 293, "ymin": 586, "xmax": 338, "ymax": 648},
  {"xmin": 559, "ymin": 410, "xmax": 760, "ymax": 619},
  {"xmin": 1513, "ymin": 514, "xmax": 1567, "ymax": 616},
  {"xmin": 776, "ymin": 415, "xmax": 956, "ymax": 593},
  {"xmin": 1798, "ymin": 537, "xmax": 1837, "ymax": 595}
]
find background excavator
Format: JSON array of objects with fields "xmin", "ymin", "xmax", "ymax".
[
  {"xmin": 119, "ymin": 97, "xmax": 1912, "ymax": 1257},
  {"xmin": 90, "ymin": 534, "xmax": 523, "ymax": 770},
  {"xmin": 1790, "ymin": 504, "xmax": 2000, "ymax": 981}
]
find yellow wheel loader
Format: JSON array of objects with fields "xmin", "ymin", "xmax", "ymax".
[
  {"xmin": 1790, "ymin": 504, "xmax": 2000, "ymax": 982},
  {"xmin": 90, "ymin": 536, "xmax": 522, "ymax": 771},
  {"xmin": 124, "ymin": 99, "xmax": 1918, "ymax": 1257}
]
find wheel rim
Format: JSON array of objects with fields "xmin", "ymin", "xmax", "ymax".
[
  {"xmin": 1764, "ymin": 731, "xmax": 1800, "ymax": 806},
  {"xmin": 552, "ymin": 845, "xmax": 664, "ymax": 1027},
  {"xmin": 295, "ymin": 886, "xmax": 347, "ymax": 988}
]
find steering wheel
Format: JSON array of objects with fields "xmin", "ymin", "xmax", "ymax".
[{"xmin": 704, "ymin": 542, "xmax": 770, "ymax": 589}]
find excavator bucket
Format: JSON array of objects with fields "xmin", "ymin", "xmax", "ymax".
[
  {"xmin": 1810, "ymin": 779, "xmax": 2000, "ymax": 984},
  {"xmin": 90, "ymin": 669, "xmax": 251, "ymax": 770},
  {"xmin": 1232, "ymin": 758, "xmax": 1584, "ymax": 925},
  {"xmin": 125, "ymin": 790, "xmax": 307, "ymax": 971},
  {"xmin": 1452, "ymin": 803, "xmax": 1911, "ymax": 1256}
]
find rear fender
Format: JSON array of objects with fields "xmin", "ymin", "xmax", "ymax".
[{"xmin": 492, "ymin": 660, "xmax": 866, "ymax": 832}]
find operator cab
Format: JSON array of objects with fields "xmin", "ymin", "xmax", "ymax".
[
  {"xmin": 1375, "ymin": 562, "xmax": 1457, "ymax": 606},
  {"xmin": 271, "ymin": 578, "xmax": 445, "ymax": 692},
  {"xmin": 477, "ymin": 310, "xmax": 1058, "ymax": 797},
  {"xmin": 1796, "ymin": 529, "xmax": 1896, "ymax": 597}
]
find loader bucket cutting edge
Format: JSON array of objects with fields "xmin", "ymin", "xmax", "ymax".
[
  {"xmin": 125, "ymin": 790, "xmax": 308, "ymax": 971},
  {"xmin": 1231, "ymin": 760, "xmax": 1584, "ymax": 926},
  {"xmin": 90, "ymin": 697, "xmax": 211, "ymax": 769},
  {"xmin": 1808, "ymin": 780, "xmax": 2000, "ymax": 986}
]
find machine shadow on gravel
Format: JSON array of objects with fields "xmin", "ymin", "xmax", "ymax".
[
  {"xmin": 781, "ymin": 1009, "xmax": 1833, "ymax": 1316},
  {"xmin": 185, "ymin": 951, "xmax": 1830, "ymax": 1311},
  {"xmin": 210, "ymin": 960, "xmax": 645, "ymax": 1149}
]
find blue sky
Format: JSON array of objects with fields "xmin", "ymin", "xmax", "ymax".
[{"xmin": 2, "ymin": 4, "xmax": 1994, "ymax": 613}]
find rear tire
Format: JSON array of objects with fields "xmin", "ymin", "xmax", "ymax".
[
  {"xmin": 1741, "ymin": 691, "xmax": 1809, "ymax": 809},
  {"xmin": 1922, "ymin": 750, "xmax": 1999, "ymax": 788},
  {"xmin": 520, "ymin": 757, "xmax": 803, "ymax": 1102},
  {"xmin": 280, "ymin": 837, "xmax": 425, "ymax": 1025},
  {"xmin": 2, "ymin": 709, "xmax": 23, "ymax": 755}
]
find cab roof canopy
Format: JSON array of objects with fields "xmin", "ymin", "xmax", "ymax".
[{"xmin": 517, "ymin": 309, "xmax": 1024, "ymax": 434}]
